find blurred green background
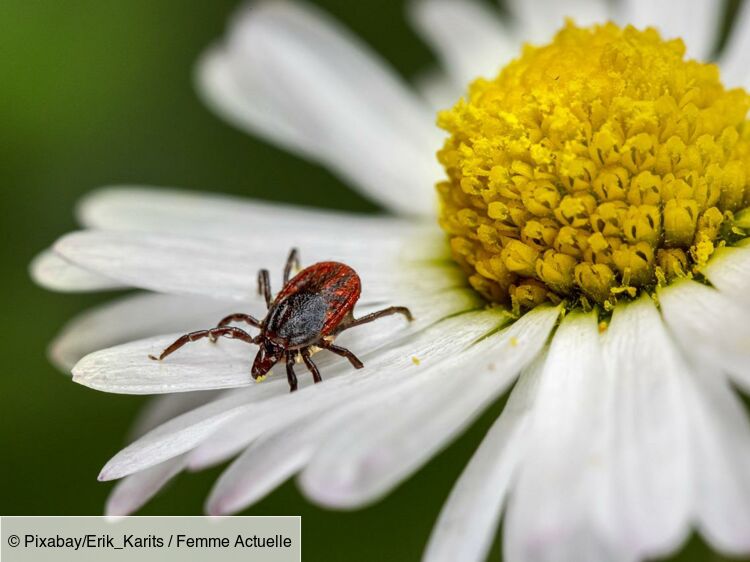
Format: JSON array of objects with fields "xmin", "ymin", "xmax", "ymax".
[{"xmin": 0, "ymin": 0, "xmax": 747, "ymax": 560}]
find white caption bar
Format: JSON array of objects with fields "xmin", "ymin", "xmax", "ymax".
[{"xmin": 1, "ymin": 516, "xmax": 300, "ymax": 561}]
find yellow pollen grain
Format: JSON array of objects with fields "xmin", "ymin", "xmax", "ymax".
[
  {"xmin": 411, "ymin": 356, "xmax": 421, "ymax": 365},
  {"xmin": 437, "ymin": 22, "xmax": 750, "ymax": 310}
]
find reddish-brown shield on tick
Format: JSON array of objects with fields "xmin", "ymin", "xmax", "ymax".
[{"xmin": 149, "ymin": 249, "xmax": 413, "ymax": 391}]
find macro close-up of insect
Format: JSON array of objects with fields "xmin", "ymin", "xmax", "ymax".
[{"xmin": 149, "ymin": 249, "xmax": 413, "ymax": 391}]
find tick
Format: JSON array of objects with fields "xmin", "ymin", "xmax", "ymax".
[{"xmin": 149, "ymin": 248, "xmax": 413, "ymax": 391}]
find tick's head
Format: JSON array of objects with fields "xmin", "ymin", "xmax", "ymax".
[{"xmin": 251, "ymin": 339, "xmax": 284, "ymax": 381}]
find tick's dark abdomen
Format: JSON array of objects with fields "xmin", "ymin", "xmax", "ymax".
[
  {"xmin": 265, "ymin": 261, "xmax": 361, "ymax": 347},
  {"xmin": 265, "ymin": 292, "xmax": 328, "ymax": 346}
]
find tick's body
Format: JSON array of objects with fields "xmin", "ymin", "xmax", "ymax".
[
  {"xmin": 266, "ymin": 261, "xmax": 360, "ymax": 348},
  {"xmin": 149, "ymin": 249, "xmax": 412, "ymax": 391}
]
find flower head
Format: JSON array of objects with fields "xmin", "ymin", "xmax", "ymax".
[
  {"xmin": 438, "ymin": 22, "xmax": 750, "ymax": 310},
  {"xmin": 32, "ymin": 1, "xmax": 750, "ymax": 561}
]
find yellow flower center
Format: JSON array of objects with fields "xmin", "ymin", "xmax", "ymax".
[{"xmin": 437, "ymin": 22, "xmax": 750, "ymax": 312}]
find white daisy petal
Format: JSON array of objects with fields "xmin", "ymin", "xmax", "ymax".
[
  {"xmin": 126, "ymin": 391, "xmax": 223, "ymax": 441},
  {"xmin": 105, "ymin": 456, "xmax": 187, "ymax": 517},
  {"xmin": 77, "ymin": 186, "xmax": 411, "ymax": 240},
  {"xmin": 73, "ymin": 289, "xmax": 479, "ymax": 395},
  {"xmin": 408, "ymin": 0, "xmax": 516, "ymax": 86},
  {"xmin": 601, "ymin": 296, "xmax": 692, "ymax": 559},
  {"xmin": 197, "ymin": 46, "xmax": 317, "ymax": 158},
  {"xmin": 413, "ymin": 68, "xmax": 462, "ymax": 112},
  {"xmin": 508, "ymin": 0, "xmax": 609, "ymax": 44},
  {"xmin": 202, "ymin": 306, "xmax": 505, "ymax": 516},
  {"xmin": 504, "ymin": 312, "xmax": 628, "ymax": 562},
  {"xmin": 658, "ymin": 280, "xmax": 750, "ymax": 393},
  {"xmin": 299, "ymin": 305, "xmax": 560, "ymax": 508},
  {"xmin": 98, "ymin": 387, "xmax": 280, "ymax": 481},
  {"xmin": 100, "ymin": 308, "xmax": 504, "ymax": 480},
  {"xmin": 701, "ymin": 246, "xmax": 750, "ymax": 307},
  {"xmin": 196, "ymin": 1, "xmax": 440, "ymax": 215},
  {"xmin": 718, "ymin": 0, "xmax": 750, "ymax": 88},
  {"xmin": 50, "ymin": 293, "xmax": 247, "ymax": 372},
  {"xmin": 617, "ymin": 0, "xmax": 719, "ymax": 60},
  {"xmin": 423, "ymin": 355, "xmax": 544, "ymax": 562},
  {"xmin": 74, "ymin": 335, "xmax": 267, "ymax": 394},
  {"xmin": 29, "ymin": 249, "xmax": 123, "ymax": 292},
  {"xmin": 106, "ymin": 390, "xmax": 223, "ymax": 516},
  {"xmin": 53, "ymin": 229, "xmax": 458, "ymax": 304},
  {"xmin": 185, "ymin": 306, "xmax": 506, "ymax": 470},
  {"xmin": 684, "ymin": 363, "xmax": 750, "ymax": 555},
  {"xmin": 205, "ymin": 411, "xmax": 340, "ymax": 516}
]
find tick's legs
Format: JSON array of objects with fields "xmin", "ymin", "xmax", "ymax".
[
  {"xmin": 301, "ymin": 348, "xmax": 323, "ymax": 383},
  {"xmin": 319, "ymin": 341, "xmax": 364, "ymax": 369},
  {"xmin": 209, "ymin": 313, "xmax": 261, "ymax": 342},
  {"xmin": 258, "ymin": 269, "xmax": 272, "ymax": 308},
  {"xmin": 285, "ymin": 352, "xmax": 299, "ymax": 392},
  {"xmin": 342, "ymin": 306, "xmax": 413, "ymax": 331},
  {"xmin": 216, "ymin": 313, "xmax": 261, "ymax": 328},
  {"xmin": 149, "ymin": 327, "xmax": 255, "ymax": 361},
  {"xmin": 283, "ymin": 248, "xmax": 300, "ymax": 284}
]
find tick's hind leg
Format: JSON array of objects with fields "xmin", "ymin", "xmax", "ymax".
[
  {"xmin": 341, "ymin": 306, "xmax": 413, "ymax": 331},
  {"xmin": 149, "ymin": 327, "xmax": 255, "ymax": 361},
  {"xmin": 285, "ymin": 352, "xmax": 299, "ymax": 392},
  {"xmin": 320, "ymin": 341, "xmax": 364, "ymax": 369},
  {"xmin": 258, "ymin": 269, "xmax": 272, "ymax": 308},
  {"xmin": 283, "ymin": 248, "xmax": 300, "ymax": 284}
]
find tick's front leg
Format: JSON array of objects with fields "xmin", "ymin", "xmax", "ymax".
[
  {"xmin": 209, "ymin": 313, "xmax": 262, "ymax": 342},
  {"xmin": 149, "ymin": 327, "xmax": 255, "ymax": 361}
]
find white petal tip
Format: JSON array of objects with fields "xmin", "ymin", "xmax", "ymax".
[
  {"xmin": 29, "ymin": 248, "xmax": 119, "ymax": 292},
  {"xmin": 205, "ymin": 498, "xmax": 232, "ymax": 517},
  {"xmin": 298, "ymin": 473, "xmax": 373, "ymax": 511},
  {"xmin": 98, "ymin": 466, "xmax": 120, "ymax": 482},
  {"xmin": 71, "ymin": 366, "xmax": 98, "ymax": 390},
  {"xmin": 186, "ymin": 459, "xmax": 214, "ymax": 472},
  {"xmin": 103, "ymin": 501, "xmax": 133, "ymax": 518}
]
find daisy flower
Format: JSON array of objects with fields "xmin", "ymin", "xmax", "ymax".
[{"xmin": 32, "ymin": 0, "xmax": 750, "ymax": 560}]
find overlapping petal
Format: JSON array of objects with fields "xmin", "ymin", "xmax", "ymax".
[
  {"xmin": 600, "ymin": 297, "xmax": 692, "ymax": 559},
  {"xmin": 196, "ymin": 1, "xmax": 441, "ymax": 215},
  {"xmin": 423, "ymin": 355, "xmax": 544, "ymax": 562},
  {"xmin": 659, "ymin": 280, "xmax": 750, "ymax": 393},
  {"xmin": 718, "ymin": 0, "xmax": 750, "ymax": 88},
  {"xmin": 503, "ymin": 312, "xmax": 625, "ymax": 562},
  {"xmin": 508, "ymin": 0, "xmax": 609, "ymax": 44},
  {"xmin": 300, "ymin": 305, "xmax": 560, "ymax": 508},
  {"xmin": 107, "ymin": 391, "xmax": 221, "ymax": 516},
  {"xmin": 30, "ymin": 250, "xmax": 123, "ymax": 293},
  {"xmin": 73, "ymin": 287, "xmax": 480, "ymax": 394},
  {"xmin": 408, "ymin": 0, "xmax": 515, "ymax": 86},
  {"xmin": 50, "ymin": 293, "xmax": 244, "ymax": 372},
  {"xmin": 96, "ymin": 307, "xmax": 502, "ymax": 480},
  {"xmin": 616, "ymin": 0, "xmax": 720, "ymax": 60}
]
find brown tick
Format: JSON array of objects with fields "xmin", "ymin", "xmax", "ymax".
[{"xmin": 149, "ymin": 249, "xmax": 413, "ymax": 391}]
